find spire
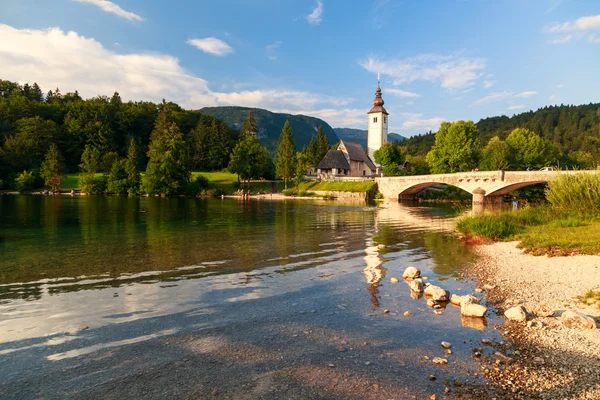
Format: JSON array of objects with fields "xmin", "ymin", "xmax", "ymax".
[{"xmin": 368, "ymin": 77, "xmax": 388, "ymax": 114}]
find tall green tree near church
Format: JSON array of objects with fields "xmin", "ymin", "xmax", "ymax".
[
  {"xmin": 315, "ymin": 125, "xmax": 329, "ymax": 163},
  {"xmin": 275, "ymin": 120, "xmax": 297, "ymax": 189},
  {"xmin": 426, "ymin": 120, "xmax": 479, "ymax": 173}
]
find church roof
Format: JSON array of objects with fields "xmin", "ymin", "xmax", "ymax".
[
  {"xmin": 340, "ymin": 140, "xmax": 377, "ymax": 171},
  {"xmin": 316, "ymin": 150, "xmax": 350, "ymax": 170},
  {"xmin": 368, "ymin": 82, "xmax": 388, "ymax": 115}
]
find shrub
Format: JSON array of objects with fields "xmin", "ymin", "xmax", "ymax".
[
  {"xmin": 375, "ymin": 192, "xmax": 384, "ymax": 200},
  {"xmin": 107, "ymin": 160, "xmax": 129, "ymax": 195},
  {"xmin": 184, "ymin": 175, "xmax": 210, "ymax": 195},
  {"xmin": 282, "ymin": 188, "xmax": 297, "ymax": 196},
  {"xmin": 546, "ymin": 173, "xmax": 600, "ymax": 216},
  {"xmin": 91, "ymin": 176, "xmax": 108, "ymax": 194},
  {"xmin": 15, "ymin": 170, "xmax": 37, "ymax": 193}
]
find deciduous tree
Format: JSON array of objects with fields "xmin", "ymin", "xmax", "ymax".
[{"xmin": 426, "ymin": 121, "xmax": 479, "ymax": 173}]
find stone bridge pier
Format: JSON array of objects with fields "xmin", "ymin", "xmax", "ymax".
[{"xmin": 375, "ymin": 170, "xmax": 586, "ymax": 214}]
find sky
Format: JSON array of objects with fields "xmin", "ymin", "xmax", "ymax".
[{"xmin": 1, "ymin": 0, "xmax": 599, "ymax": 136}]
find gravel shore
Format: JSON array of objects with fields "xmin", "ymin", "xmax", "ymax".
[{"xmin": 459, "ymin": 241, "xmax": 600, "ymax": 399}]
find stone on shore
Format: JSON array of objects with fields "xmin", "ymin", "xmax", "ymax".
[
  {"xmin": 409, "ymin": 278, "xmax": 424, "ymax": 292},
  {"xmin": 460, "ymin": 303, "xmax": 487, "ymax": 318},
  {"xmin": 505, "ymin": 305, "xmax": 527, "ymax": 322},
  {"xmin": 533, "ymin": 304, "xmax": 554, "ymax": 318},
  {"xmin": 390, "ymin": 277, "xmax": 399, "ymax": 284},
  {"xmin": 560, "ymin": 310, "xmax": 597, "ymax": 329},
  {"xmin": 424, "ymin": 285, "xmax": 449, "ymax": 302},
  {"xmin": 402, "ymin": 266, "xmax": 421, "ymax": 280}
]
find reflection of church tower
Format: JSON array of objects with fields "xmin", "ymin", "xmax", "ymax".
[
  {"xmin": 367, "ymin": 78, "xmax": 389, "ymax": 164},
  {"xmin": 363, "ymin": 245, "xmax": 387, "ymax": 309}
]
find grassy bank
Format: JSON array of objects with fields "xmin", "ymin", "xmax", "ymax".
[
  {"xmin": 281, "ymin": 180, "xmax": 377, "ymax": 198},
  {"xmin": 457, "ymin": 172, "xmax": 600, "ymax": 255}
]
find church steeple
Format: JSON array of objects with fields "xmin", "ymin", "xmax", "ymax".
[
  {"xmin": 368, "ymin": 81, "xmax": 388, "ymax": 115},
  {"xmin": 367, "ymin": 77, "xmax": 389, "ymax": 165}
]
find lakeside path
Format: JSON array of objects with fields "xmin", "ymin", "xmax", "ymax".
[{"xmin": 465, "ymin": 241, "xmax": 600, "ymax": 399}]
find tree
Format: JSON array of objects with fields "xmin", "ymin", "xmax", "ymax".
[
  {"xmin": 315, "ymin": 125, "xmax": 330, "ymax": 163},
  {"xmin": 107, "ymin": 159, "xmax": 128, "ymax": 194},
  {"xmin": 240, "ymin": 110, "xmax": 257, "ymax": 138},
  {"xmin": 15, "ymin": 170, "xmax": 36, "ymax": 193},
  {"xmin": 125, "ymin": 138, "xmax": 140, "ymax": 194},
  {"xmin": 479, "ymin": 136, "xmax": 510, "ymax": 171},
  {"xmin": 228, "ymin": 134, "xmax": 270, "ymax": 186},
  {"xmin": 426, "ymin": 120, "xmax": 479, "ymax": 173},
  {"xmin": 306, "ymin": 135, "xmax": 319, "ymax": 165},
  {"xmin": 79, "ymin": 144, "xmax": 101, "ymax": 193},
  {"xmin": 275, "ymin": 120, "xmax": 297, "ymax": 189},
  {"xmin": 143, "ymin": 109, "xmax": 190, "ymax": 195},
  {"xmin": 505, "ymin": 128, "xmax": 556, "ymax": 169},
  {"xmin": 374, "ymin": 142, "xmax": 407, "ymax": 176},
  {"xmin": 295, "ymin": 150, "xmax": 312, "ymax": 184},
  {"xmin": 40, "ymin": 144, "xmax": 62, "ymax": 192}
]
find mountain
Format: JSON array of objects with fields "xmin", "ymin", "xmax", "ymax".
[
  {"xmin": 333, "ymin": 128, "xmax": 406, "ymax": 149},
  {"xmin": 200, "ymin": 106, "xmax": 338, "ymax": 153}
]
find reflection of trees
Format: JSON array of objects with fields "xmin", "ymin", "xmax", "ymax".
[{"xmin": 423, "ymin": 232, "xmax": 475, "ymax": 276}]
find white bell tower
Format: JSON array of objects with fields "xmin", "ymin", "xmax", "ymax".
[{"xmin": 367, "ymin": 75, "xmax": 388, "ymax": 164}]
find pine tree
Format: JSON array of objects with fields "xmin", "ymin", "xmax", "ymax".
[
  {"xmin": 107, "ymin": 159, "xmax": 128, "ymax": 195},
  {"xmin": 307, "ymin": 136, "xmax": 318, "ymax": 165},
  {"xmin": 315, "ymin": 125, "xmax": 330, "ymax": 162},
  {"xmin": 241, "ymin": 110, "xmax": 257, "ymax": 138},
  {"xmin": 79, "ymin": 144, "xmax": 100, "ymax": 193},
  {"xmin": 275, "ymin": 120, "xmax": 297, "ymax": 189},
  {"xmin": 125, "ymin": 138, "xmax": 140, "ymax": 194},
  {"xmin": 40, "ymin": 144, "xmax": 62, "ymax": 192}
]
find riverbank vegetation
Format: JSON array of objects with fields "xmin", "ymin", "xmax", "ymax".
[
  {"xmin": 282, "ymin": 180, "xmax": 377, "ymax": 197},
  {"xmin": 457, "ymin": 173, "xmax": 600, "ymax": 255}
]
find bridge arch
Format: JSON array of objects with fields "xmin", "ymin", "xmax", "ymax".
[
  {"xmin": 396, "ymin": 182, "xmax": 472, "ymax": 200},
  {"xmin": 485, "ymin": 180, "xmax": 549, "ymax": 197}
]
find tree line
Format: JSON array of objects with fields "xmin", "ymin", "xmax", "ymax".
[{"xmin": 0, "ymin": 79, "xmax": 332, "ymax": 194}]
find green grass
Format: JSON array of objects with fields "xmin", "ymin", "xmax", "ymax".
[
  {"xmin": 192, "ymin": 171, "xmax": 238, "ymax": 183},
  {"xmin": 296, "ymin": 180, "xmax": 377, "ymax": 193},
  {"xmin": 580, "ymin": 289, "xmax": 600, "ymax": 309}
]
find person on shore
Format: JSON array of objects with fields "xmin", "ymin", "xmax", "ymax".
[{"xmin": 512, "ymin": 197, "xmax": 518, "ymax": 211}]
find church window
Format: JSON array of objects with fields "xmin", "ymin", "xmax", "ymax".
[
  {"xmin": 373, "ymin": 117, "xmax": 377, "ymax": 123},
  {"xmin": 362, "ymin": 170, "xmax": 366, "ymax": 176}
]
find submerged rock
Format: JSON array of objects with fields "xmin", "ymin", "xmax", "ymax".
[
  {"xmin": 560, "ymin": 310, "xmax": 597, "ymax": 329},
  {"xmin": 402, "ymin": 266, "xmax": 421, "ymax": 280},
  {"xmin": 461, "ymin": 303, "xmax": 487, "ymax": 318},
  {"xmin": 505, "ymin": 305, "xmax": 527, "ymax": 322}
]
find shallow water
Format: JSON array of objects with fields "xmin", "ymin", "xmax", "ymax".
[{"xmin": 0, "ymin": 196, "xmax": 499, "ymax": 398}]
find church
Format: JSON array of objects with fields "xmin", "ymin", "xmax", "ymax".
[{"xmin": 315, "ymin": 81, "xmax": 388, "ymax": 178}]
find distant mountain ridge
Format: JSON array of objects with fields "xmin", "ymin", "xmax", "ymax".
[
  {"xmin": 333, "ymin": 128, "xmax": 406, "ymax": 150},
  {"xmin": 200, "ymin": 106, "xmax": 338, "ymax": 153}
]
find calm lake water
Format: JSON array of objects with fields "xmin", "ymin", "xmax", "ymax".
[{"xmin": 0, "ymin": 196, "xmax": 499, "ymax": 399}]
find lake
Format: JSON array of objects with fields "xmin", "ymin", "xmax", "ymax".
[{"xmin": 0, "ymin": 196, "xmax": 499, "ymax": 399}]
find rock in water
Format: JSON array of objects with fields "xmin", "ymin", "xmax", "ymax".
[
  {"xmin": 409, "ymin": 278, "xmax": 424, "ymax": 292},
  {"xmin": 450, "ymin": 294, "xmax": 479, "ymax": 306},
  {"xmin": 560, "ymin": 310, "xmax": 597, "ymax": 329},
  {"xmin": 441, "ymin": 341, "xmax": 452, "ymax": 349},
  {"xmin": 505, "ymin": 306, "xmax": 527, "ymax": 322},
  {"xmin": 424, "ymin": 285, "xmax": 449, "ymax": 302},
  {"xmin": 402, "ymin": 266, "xmax": 421, "ymax": 280},
  {"xmin": 533, "ymin": 304, "xmax": 554, "ymax": 318},
  {"xmin": 432, "ymin": 357, "xmax": 448, "ymax": 365},
  {"xmin": 390, "ymin": 277, "xmax": 399, "ymax": 284},
  {"xmin": 461, "ymin": 303, "xmax": 487, "ymax": 318}
]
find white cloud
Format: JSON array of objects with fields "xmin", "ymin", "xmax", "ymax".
[
  {"xmin": 306, "ymin": 0, "xmax": 324, "ymax": 25},
  {"xmin": 507, "ymin": 105, "xmax": 526, "ymax": 111},
  {"xmin": 400, "ymin": 113, "xmax": 445, "ymax": 131},
  {"xmin": 73, "ymin": 0, "xmax": 144, "ymax": 21},
  {"xmin": 360, "ymin": 53, "xmax": 486, "ymax": 90},
  {"xmin": 589, "ymin": 34, "xmax": 600, "ymax": 44},
  {"xmin": 386, "ymin": 88, "xmax": 420, "ymax": 98},
  {"xmin": 472, "ymin": 90, "xmax": 537, "ymax": 106},
  {"xmin": 483, "ymin": 80, "xmax": 496, "ymax": 89},
  {"xmin": 548, "ymin": 14, "xmax": 600, "ymax": 33},
  {"xmin": 0, "ymin": 24, "xmax": 352, "ymax": 117},
  {"xmin": 187, "ymin": 38, "xmax": 233, "ymax": 56},
  {"xmin": 548, "ymin": 35, "xmax": 572, "ymax": 44},
  {"xmin": 556, "ymin": 83, "xmax": 565, "ymax": 88},
  {"xmin": 266, "ymin": 41, "xmax": 282, "ymax": 60}
]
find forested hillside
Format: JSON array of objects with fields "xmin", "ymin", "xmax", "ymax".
[
  {"xmin": 200, "ymin": 106, "xmax": 338, "ymax": 153},
  {"xmin": 333, "ymin": 128, "xmax": 405, "ymax": 149},
  {"xmin": 403, "ymin": 104, "xmax": 600, "ymax": 166}
]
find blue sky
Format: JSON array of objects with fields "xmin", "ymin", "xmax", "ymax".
[{"xmin": 1, "ymin": 0, "xmax": 599, "ymax": 135}]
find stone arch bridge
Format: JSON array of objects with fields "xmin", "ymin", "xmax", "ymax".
[{"xmin": 375, "ymin": 170, "xmax": 586, "ymax": 212}]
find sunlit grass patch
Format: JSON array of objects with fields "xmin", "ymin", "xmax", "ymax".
[{"xmin": 579, "ymin": 289, "xmax": 600, "ymax": 309}]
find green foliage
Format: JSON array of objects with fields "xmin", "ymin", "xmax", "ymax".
[
  {"xmin": 296, "ymin": 180, "xmax": 377, "ymax": 193},
  {"xmin": 101, "ymin": 152, "xmax": 119, "ymax": 173},
  {"xmin": 241, "ymin": 110, "xmax": 257, "ymax": 138},
  {"xmin": 107, "ymin": 159, "xmax": 128, "ymax": 195},
  {"xmin": 295, "ymin": 150, "xmax": 312, "ymax": 183},
  {"xmin": 315, "ymin": 125, "xmax": 330, "ymax": 163},
  {"xmin": 40, "ymin": 144, "xmax": 62, "ymax": 192},
  {"xmin": 125, "ymin": 138, "xmax": 140, "ymax": 194},
  {"xmin": 144, "ymin": 110, "xmax": 190, "ymax": 195},
  {"xmin": 15, "ymin": 170, "xmax": 37, "ymax": 193},
  {"xmin": 184, "ymin": 175, "xmax": 210, "ymax": 195},
  {"xmin": 228, "ymin": 134, "xmax": 271, "ymax": 183},
  {"xmin": 479, "ymin": 136, "xmax": 510, "ymax": 170},
  {"xmin": 426, "ymin": 121, "xmax": 479, "ymax": 173},
  {"xmin": 374, "ymin": 142, "xmax": 407, "ymax": 176},
  {"xmin": 275, "ymin": 120, "xmax": 297, "ymax": 188},
  {"xmin": 404, "ymin": 155, "xmax": 430, "ymax": 175},
  {"xmin": 79, "ymin": 144, "xmax": 101, "ymax": 194},
  {"xmin": 457, "ymin": 207, "xmax": 551, "ymax": 240},
  {"xmin": 545, "ymin": 172, "xmax": 600, "ymax": 215},
  {"xmin": 505, "ymin": 128, "xmax": 556, "ymax": 169}
]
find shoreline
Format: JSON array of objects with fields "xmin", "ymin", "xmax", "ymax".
[{"xmin": 461, "ymin": 241, "xmax": 600, "ymax": 399}]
